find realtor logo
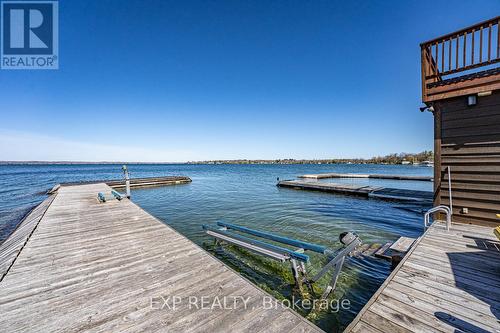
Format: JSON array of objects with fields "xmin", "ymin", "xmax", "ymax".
[{"xmin": 1, "ymin": 1, "xmax": 58, "ymax": 69}]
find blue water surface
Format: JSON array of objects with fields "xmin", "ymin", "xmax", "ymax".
[{"xmin": 0, "ymin": 163, "xmax": 432, "ymax": 332}]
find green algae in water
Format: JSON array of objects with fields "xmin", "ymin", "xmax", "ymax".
[{"xmin": 203, "ymin": 240, "xmax": 370, "ymax": 332}]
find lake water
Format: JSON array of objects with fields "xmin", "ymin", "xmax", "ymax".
[{"xmin": 0, "ymin": 163, "xmax": 433, "ymax": 332}]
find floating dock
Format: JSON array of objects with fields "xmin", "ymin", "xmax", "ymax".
[
  {"xmin": 277, "ymin": 180, "xmax": 433, "ymax": 203},
  {"xmin": 48, "ymin": 176, "xmax": 192, "ymax": 193},
  {"xmin": 0, "ymin": 183, "xmax": 321, "ymax": 333},
  {"xmin": 107, "ymin": 176, "xmax": 192, "ymax": 189},
  {"xmin": 345, "ymin": 222, "xmax": 500, "ymax": 333},
  {"xmin": 298, "ymin": 173, "xmax": 432, "ymax": 181}
]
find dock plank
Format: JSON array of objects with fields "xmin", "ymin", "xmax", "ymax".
[
  {"xmin": 0, "ymin": 183, "xmax": 322, "ymax": 333},
  {"xmin": 359, "ymin": 309, "xmax": 413, "ymax": 333},
  {"xmin": 389, "ymin": 237, "xmax": 416, "ymax": 253},
  {"xmin": 0, "ymin": 195, "xmax": 55, "ymax": 281}
]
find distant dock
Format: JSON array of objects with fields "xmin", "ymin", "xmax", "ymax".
[
  {"xmin": 277, "ymin": 180, "xmax": 433, "ymax": 203},
  {"xmin": 298, "ymin": 173, "xmax": 433, "ymax": 182},
  {"xmin": 0, "ymin": 183, "xmax": 321, "ymax": 333}
]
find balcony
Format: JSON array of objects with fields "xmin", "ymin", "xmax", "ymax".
[{"xmin": 421, "ymin": 16, "xmax": 500, "ymax": 102}]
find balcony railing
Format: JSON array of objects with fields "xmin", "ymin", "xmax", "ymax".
[{"xmin": 421, "ymin": 16, "xmax": 500, "ymax": 102}]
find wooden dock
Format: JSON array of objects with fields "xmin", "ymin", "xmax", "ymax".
[
  {"xmin": 298, "ymin": 173, "xmax": 432, "ymax": 181},
  {"xmin": 107, "ymin": 176, "xmax": 192, "ymax": 189},
  {"xmin": 48, "ymin": 176, "xmax": 192, "ymax": 193},
  {"xmin": 277, "ymin": 180, "xmax": 433, "ymax": 203},
  {"xmin": 344, "ymin": 222, "xmax": 500, "ymax": 333},
  {"xmin": 0, "ymin": 183, "xmax": 322, "ymax": 333}
]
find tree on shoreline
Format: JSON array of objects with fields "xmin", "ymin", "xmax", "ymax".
[{"xmin": 190, "ymin": 151, "xmax": 434, "ymax": 165}]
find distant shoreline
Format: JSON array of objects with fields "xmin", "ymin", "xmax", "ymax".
[
  {"xmin": 0, "ymin": 161, "xmax": 418, "ymax": 165},
  {"xmin": 0, "ymin": 160, "xmax": 433, "ymax": 167},
  {"xmin": 0, "ymin": 151, "xmax": 433, "ymax": 166},
  {"xmin": 0, "ymin": 161, "xmax": 184, "ymax": 165}
]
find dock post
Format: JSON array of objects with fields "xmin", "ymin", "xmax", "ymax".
[{"xmin": 122, "ymin": 165, "xmax": 131, "ymax": 198}]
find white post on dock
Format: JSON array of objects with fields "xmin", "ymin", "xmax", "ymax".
[{"xmin": 122, "ymin": 165, "xmax": 131, "ymax": 198}]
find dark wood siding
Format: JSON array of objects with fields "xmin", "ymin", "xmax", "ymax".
[{"xmin": 436, "ymin": 90, "xmax": 500, "ymax": 226}]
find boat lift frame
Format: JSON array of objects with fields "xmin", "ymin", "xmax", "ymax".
[{"xmin": 202, "ymin": 221, "xmax": 361, "ymax": 300}]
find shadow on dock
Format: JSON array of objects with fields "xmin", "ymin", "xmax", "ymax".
[
  {"xmin": 434, "ymin": 312, "xmax": 492, "ymax": 333},
  {"xmin": 446, "ymin": 237, "xmax": 500, "ymax": 321}
]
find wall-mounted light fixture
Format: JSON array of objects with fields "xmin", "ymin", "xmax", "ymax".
[
  {"xmin": 478, "ymin": 91, "xmax": 492, "ymax": 97},
  {"xmin": 419, "ymin": 105, "xmax": 434, "ymax": 113},
  {"xmin": 467, "ymin": 95, "xmax": 477, "ymax": 106}
]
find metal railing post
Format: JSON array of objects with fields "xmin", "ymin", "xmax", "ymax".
[
  {"xmin": 447, "ymin": 166, "xmax": 452, "ymax": 216},
  {"xmin": 122, "ymin": 165, "xmax": 131, "ymax": 199}
]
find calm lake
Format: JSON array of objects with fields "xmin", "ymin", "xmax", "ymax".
[{"xmin": 0, "ymin": 163, "xmax": 433, "ymax": 332}]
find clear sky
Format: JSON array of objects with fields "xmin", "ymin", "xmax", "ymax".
[{"xmin": 1, "ymin": 0, "xmax": 499, "ymax": 162}]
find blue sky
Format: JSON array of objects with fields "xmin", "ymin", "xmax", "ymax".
[{"xmin": 1, "ymin": 0, "xmax": 499, "ymax": 162}]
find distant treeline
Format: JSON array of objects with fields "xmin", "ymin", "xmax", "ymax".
[
  {"xmin": 189, "ymin": 151, "xmax": 434, "ymax": 165},
  {"xmin": 0, "ymin": 151, "xmax": 433, "ymax": 165},
  {"xmin": 369, "ymin": 151, "xmax": 433, "ymax": 164}
]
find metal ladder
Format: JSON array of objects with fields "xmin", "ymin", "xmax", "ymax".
[{"xmin": 424, "ymin": 166, "xmax": 452, "ymax": 231}]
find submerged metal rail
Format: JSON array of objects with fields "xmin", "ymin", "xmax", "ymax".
[
  {"xmin": 216, "ymin": 221, "xmax": 328, "ymax": 254},
  {"xmin": 202, "ymin": 222, "xmax": 361, "ymax": 300},
  {"xmin": 202, "ymin": 224, "xmax": 310, "ymax": 262}
]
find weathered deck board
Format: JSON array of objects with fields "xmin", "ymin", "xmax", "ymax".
[
  {"xmin": 389, "ymin": 237, "xmax": 416, "ymax": 253},
  {"xmin": 0, "ymin": 183, "xmax": 322, "ymax": 333},
  {"xmin": 0, "ymin": 195, "xmax": 55, "ymax": 281},
  {"xmin": 344, "ymin": 222, "xmax": 500, "ymax": 333}
]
